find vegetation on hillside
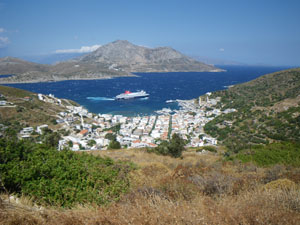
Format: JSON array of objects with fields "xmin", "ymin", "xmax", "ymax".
[
  {"xmin": 148, "ymin": 133, "xmax": 185, "ymax": 158},
  {"xmin": 0, "ymin": 138, "xmax": 134, "ymax": 207},
  {"xmin": 227, "ymin": 142, "xmax": 300, "ymax": 167},
  {"xmin": 1, "ymin": 148, "xmax": 300, "ymax": 224},
  {"xmin": 204, "ymin": 68, "xmax": 300, "ymax": 152},
  {"xmin": 0, "ymin": 85, "xmax": 72, "ymax": 128}
]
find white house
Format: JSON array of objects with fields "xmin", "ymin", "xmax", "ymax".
[
  {"xmin": 0, "ymin": 101, "xmax": 7, "ymax": 106},
  {"xmin": 36, "ymin": 124, "xmax": 48, "ymax": 134},
  {"xmin": 21, "ymin": 127, "xmax": 34, "ymax": 135}
]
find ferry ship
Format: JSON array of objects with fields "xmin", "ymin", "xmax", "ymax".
[{"xmin": 115, "ymin": 90, "xmax": 149, "ymax": 100}]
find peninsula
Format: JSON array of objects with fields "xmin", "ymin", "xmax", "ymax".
[{"xmin": 0, "ymin": 40, "xmax": 223, "ymax": 84}]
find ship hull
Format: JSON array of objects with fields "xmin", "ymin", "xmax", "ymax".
[{"xmin": 115, "ymin": 94, "xmax": 149, "ymax": 100}]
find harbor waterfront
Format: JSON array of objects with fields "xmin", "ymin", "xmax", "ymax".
[
  {"xmin": 22, "ymin": 92, "xmax": 231, "ymax": 150},
  {"xmin": 3, "ymin": 66, "xmax": 288, "ymax": 150}
]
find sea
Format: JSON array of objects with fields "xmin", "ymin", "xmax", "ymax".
[{"xmin": 2, "ymin": 66, "xmax": 289, "ymax": 117}]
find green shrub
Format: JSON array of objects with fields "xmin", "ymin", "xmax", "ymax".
[
  {"xmin": 151, "ymin": 133, "xmax": 185, "ymax": 158},
  {"xmin": 0, "ymin": 139, "xmax": 133, "ymax": 207},
  {"xmin": 230, "ymin": 142, "xmax": 300, "ymax": 167},
  {"xmin": 108, "ymin": 140, "xmax": 121, "ymax": 149},
  {"xmin": 87, "ymin": 139, "xmax": 96, "ymax": 147},
  {"xmin": 196, "ymin": 146, "xmax": 217, "ymax": 153},
  {"xmin": 105, "ymin": 133, "xmax": 116, "ymax": 141}
]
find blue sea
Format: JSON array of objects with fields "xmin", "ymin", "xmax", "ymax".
[{"xmin": 2, "ymin": 66, "xmax": 288, "ymax": 116}]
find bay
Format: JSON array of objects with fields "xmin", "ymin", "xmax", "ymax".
[{"xmin": 3, "ymin": 66, "xmax": 288, "ymax": 116}]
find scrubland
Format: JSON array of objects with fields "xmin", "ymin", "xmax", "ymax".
[{"xmin": 1, "ymin": 148, "xmax": 300, "ymax": 225}]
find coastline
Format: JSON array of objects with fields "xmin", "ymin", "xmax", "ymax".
[
  {"xmin": 132, "ymin": 68, "xmax": 226, "ymax": 73},
  {"xmin": 0, "ymin": 74, "xmax": 137, "ymax": 84},
  {"xmin": 1, "ymin": 66, "xmax": 282, "ymax": 116},
  {"xmin": 0, "ymin": 69, "xmax": 224, "ymax": 84}
]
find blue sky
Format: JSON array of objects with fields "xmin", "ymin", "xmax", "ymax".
[{"xmin": 0, "ymin": 0, "xmax": 299, "ymax": 66}]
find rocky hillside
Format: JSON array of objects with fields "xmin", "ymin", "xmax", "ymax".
[
  {"xmin": 204, "ymin": 68, "xmax": 300, "ymax": 152},
  {"xmin": 0, "ymin": 40, "xmax": 222, "ymax": 83},
  {"xmin": 0, "ymin": 57, "xmax": 132, "ymax": 84},
  {"xmin": 0, "ymin": 57, "xmax": 50, "ymax": 75},
  {"xmin": 76, "ymin": 40, "xmax": 221, "ymax": 72}
]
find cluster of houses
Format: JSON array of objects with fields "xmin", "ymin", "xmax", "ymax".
[
  {"xmin": 38, "ymin": 93, "xmax": 62, "ymax": 105},
  {"xmin": 0, "ymin": 93, "xmax": 14, "ymax": 107},
  {"xmin": 19, "ymin": 124, "xmax": 49, "ymax": 139},
  {"xmin": 17, "ymin": 92, "xmax": 236, "ymax": 151}
]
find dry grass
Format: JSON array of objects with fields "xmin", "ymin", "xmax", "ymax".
[
  {"xmin": 1, "ymin": 188, "xmax": 300, "ymax": 225},
  {"xmin": 90, "ymin": 148, "xmax": 219, "ymax": 170},
  {"xmin": 1, "ymin": 149, "xmax": 300, "ymax": 225}
]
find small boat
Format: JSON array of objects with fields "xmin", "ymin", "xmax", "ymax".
[{"xmin": 166, "ymin": 100, "xmax": 176, "ymax": 103}]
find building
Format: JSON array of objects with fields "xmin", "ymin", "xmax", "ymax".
[
  {"xmin": 0, "ymin": 101, "xmax": 7, "ymax": 106},
  {"xmin": 78, "ymin": 129, "xmax": 88, "ymax": 137},
  {"xmin": 36, "ymin": 124, "xmax": 48, "ymax": 134},
  {"xmin": 21, "ymin": 127, "xmax": 34, "ymax": 135}
]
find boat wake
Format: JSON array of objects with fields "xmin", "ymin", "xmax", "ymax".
[
  {"xmin": 87, "ymin": 97, "xmax": 115, "ymax": 101},
  {"xmin": 139, "ymin": 97, "xmax": 149, "ymax": 101}
]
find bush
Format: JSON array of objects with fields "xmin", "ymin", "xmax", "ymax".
[
  {"xmin": 0, "ymin": 139, "xmax": 133, "ymax": 207},
  {"xmin": 152, "ymin": 134, "xmax": 185, "ymax": 158},
  {"xmin": 233, "ymin": 142, "xmax": 300, "ymax": 167},
  {"xmin": 43, "ymin": 131, "xmax": 61, "ymax": 148},
  {"xmin": 87, "ymin": 139, "xmax": 96, "ymax": 147},
  {"xmin": 196, "ymin": 146, "xmax": 217, "ymax": 153},
  {"xmin": 108, "ymin": 140, "xmax": 121, "ymax": 149},
  {"xmin": 189, "ymin": 171, "xmax": 238, "ymax": 196},
  {"xmin": 105, "ymin": 133, "xmax": 116, "ymax": 141},
  {"xmin": 264, "ymin": 179, "xmax": 297, "ymax": 191}
]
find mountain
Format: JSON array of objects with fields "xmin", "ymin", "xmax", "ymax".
[
  {"xmin": 204, "ymin": 68, "xmax": 300, "ymax": 152},
  {"xmin": 0, "ymin": 40, "xmax": 222, "ymax": 83},
  {"xmin": 76, "ymin": 40, "xmax": 222, "ymax": 72},
  {"xmin": 0, "ymin": 56, "xmax": 132, "ymax": 83},
  {"xmin": 0, "ymin": 57, "xmax": 50, "ymax": 75}
]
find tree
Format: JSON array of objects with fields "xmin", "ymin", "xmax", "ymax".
[
  {"xmin": 108, "ymin": 140, "xmax": 121, "ymax": 149},
  {"xmin": 105, "ymin": 133, "xmax": 116, "ymax": 141},
  {"xmin": 168, "ymin": 133, "xmax": 185, "ymax": 158},
  {"xmin": 88, "ymin": 139, "xmax": 96, "ymax": 147},
  {"xmin": 68, "ymin": 140, "xmax": 73, "ymax": 147},
  {"xmin": 153, "ymin": 133, "xmax": 185, "ymax": 158},
  {"xmin": 43, "ymin": 132, "xmax": 61, "ymax": 148}
]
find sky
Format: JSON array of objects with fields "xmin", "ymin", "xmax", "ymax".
[{"xmin": 0, "ymin": 0, "xmax": 299, "ymax": 66}]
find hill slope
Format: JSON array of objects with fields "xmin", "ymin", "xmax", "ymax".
[
  {"xmin": 77, "ymin": 40, "xmax": 221, "ymax": 72},
  {"xmin": 0, "ymin": 40, "xmax": 222, "ymax": 83},
  {"xmin": 0, "ymin": 57, "xmax": 50, "ymax": 75},
  {"xmin": 204, "ymin": 68, "xmax": 300, "ymax": 151},
  {"xmin": 0, "ymin": 57, "xmax": 131, "ymax": 84},
  {"xmin": 0, "ymin": 85, "xmax": 75, "ymax": 129}
]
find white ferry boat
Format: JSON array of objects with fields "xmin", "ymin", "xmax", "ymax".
[{"xmin": 115, "ymin": 90, "xmax": 149, "ymax": 100}]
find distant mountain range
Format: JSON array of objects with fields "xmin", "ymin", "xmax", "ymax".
[{"xmin": 0, "ymin": 40, "xmax": 223, "ymax": 83}]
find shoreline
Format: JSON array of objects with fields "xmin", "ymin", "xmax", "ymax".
[
  {"xmin": 0, "ymin": 69, "xmax": 225, "ymax": 84},
  {"xmin": 0, "ymin": 74, "xmax": 138, "ymax": 84}
]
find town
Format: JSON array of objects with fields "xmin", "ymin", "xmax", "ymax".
[{"xmin": 15, "ymin": 92, "xmax": 236, "ymax": 151}]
